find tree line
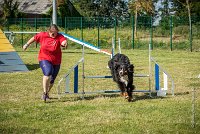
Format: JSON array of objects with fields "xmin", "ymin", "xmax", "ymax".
[{"xmin": 0, "ymin": 0, "xmax": 200, "ymax": 28}]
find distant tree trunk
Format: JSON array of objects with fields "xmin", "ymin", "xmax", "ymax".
[
  {"xmin": 134, "ymin": 7, "xmax": 138, "ymax": 38},
  {"xmin": 129, "ymin": 0, "xmax": 154, "ymax": 39},
  {"xmin": 186, "ymin": 0, "xmax": 192, "ymax": 51},
  {"xmin": 177, "ymin": 0, "xmax": 192, "ymax": 51}
]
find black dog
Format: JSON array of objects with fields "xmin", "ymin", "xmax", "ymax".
[{"xmin": 108, "ymin": 53, "xmax": 135, "ymax": 102}]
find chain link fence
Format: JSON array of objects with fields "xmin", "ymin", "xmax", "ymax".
[{"xmin": 1, "ymin": 16, "xmax": 200, "ymax": 51}]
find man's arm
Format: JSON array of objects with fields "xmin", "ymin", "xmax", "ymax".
[
  {"xmin": 23, "ymin": 37, "xmax": 35, "ymax": 51},
  {"xmin": 61, "ymin": 40, "xmax": 68, "ymax": 48}
]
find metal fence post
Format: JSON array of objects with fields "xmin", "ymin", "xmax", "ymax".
[
  {"xmin": 189, "ymin": 17, "xmax": 193, "ymax": 52},
  {"xmin": 35, "ymin": 17, "xmax": 37, "ymax": 48},
  {"xmin": 81, "ymin": 17, "xmax": 83, "ymax": 40},
  {"xmin": 65, "ymin": 17, "xmax": 67, "ymax": 33},
  {"xmin": 150, "ymin": 16, "xmax": 153, "ymax": 50},
  {"xmin": 7, "ymin": 18, "xmax": 10, "ymax": 31},
  {"xmin": 114, "ymin": 17, "xmax": 117, "ymax": 49},
  {"xmin": 21, "ymin": 18, "xmax": 23, "ymax": 47},
  {"xmin": 170, "ymin": 16, "xmax": 173, "ymax": 51},
  {"xmin": 97, "ymin": 17, "xmax": 100, "ymax": 48},
  {"xmin": 132, "ymin": 16, "xmax": 135, "ymax": 49}
]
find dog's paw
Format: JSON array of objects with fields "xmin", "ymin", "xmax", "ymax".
[{"xmin": 127, "ymin": 97, "xmax": 133, "ymax": 102}]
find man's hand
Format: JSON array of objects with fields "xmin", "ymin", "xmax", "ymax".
[
  {"xmin": 23, "ymin": 44, "xmax": 29, "ymax": 51},
  {"xmin": 64, "ymin": 42, "xmax": 68, "ymax": 49},
  {"xmin": 61, "ymin": 40, "xmax": 68, "ymax": 49}
]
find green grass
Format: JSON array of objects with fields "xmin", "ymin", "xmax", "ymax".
[{"xmin": 0, "ymin": 47, "xmax": 200, "ymax": 134}]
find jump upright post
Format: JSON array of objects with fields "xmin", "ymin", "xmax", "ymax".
[
  {"xmin": 57, "ymin": 57, "xmax": 84, "ymax": 99},
  {"xmin": 151, "ymin": 57, "xmax": 175, "ymax": 96}
]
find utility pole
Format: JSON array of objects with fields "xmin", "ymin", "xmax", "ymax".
[{"xmin": 52, "ymin": 0, "xmax": 57, "ymax": 25}]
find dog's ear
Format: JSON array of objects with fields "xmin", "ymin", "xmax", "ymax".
[
  {"xmin": 108, "ymin": 60, "xmax": 112, "ymax": 69},
  {"xmin": 128, "ymin": 64, "xmax": 134, "ymax": 73},
  {"xmin": 114, "ymin": 62, "xmax": 120, "ymax": 70}
]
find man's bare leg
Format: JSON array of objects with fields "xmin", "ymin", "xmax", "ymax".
[{"xmin": 42, "ymin": 75, "xmax": 51, "ymax": 101}]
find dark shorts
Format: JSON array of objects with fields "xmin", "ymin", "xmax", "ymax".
[{"xmin": 39, "ymin": 60, "xmax": 60, "ymax": 84}]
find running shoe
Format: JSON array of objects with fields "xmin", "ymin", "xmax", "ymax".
[{"xmin": 42, "ymin": 92, "xmax": 49, "ymax": 102}]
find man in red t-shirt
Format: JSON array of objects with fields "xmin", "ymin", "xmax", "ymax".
[{"xmin": 23, "ymin": 24, "xmax": 67, "ymax": 102}]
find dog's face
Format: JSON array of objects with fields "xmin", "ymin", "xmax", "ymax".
[
  {"xmin": 115, "ymin": 63, "xmax": 134, "ymax": 76},
  {"xmin": 116, "ymin": 64, "xmax": 129, "ymax": 86},
  {"xmin": 117, "ymin": 64, "xmax": 128, "ymax": 77}
]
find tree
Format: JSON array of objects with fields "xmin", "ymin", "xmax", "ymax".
[
  {"xmin": 156, "ymin": 0, "xmax": 174, "ymax": 30},
  {"xmin": 2, "ymin": 0, "xmax": 20, "ymax": 18},
  {"xmin": 78, "ymin": 0, "xmax": 97, "ymax": 17},
  {"xmin": 128, "ymin": 0, "xmax": 154, "ymax": 38},
  {"xmin": 57, "ymin": 0, "xmax": 82, "ymax": 17},
  {"xmin": 172, "ymin": 0, "xmax": 200, "ymax": 17},
  {"xmin": 46, "ymin": 0, "xmax": 82, "ymax": 17},
  {"xmin": 72, "ymin": 0, "xmax": 129, "ymax": 19},
  {"xmin": 174, "ymin": 0, "xmax": 194, "ymax": 51}
]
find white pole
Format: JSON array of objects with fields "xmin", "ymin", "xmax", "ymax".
[
  {"xmin": 118, "ymin": 38, "xmax": 121, "ymax": 54},
  {"xmin": 82, "ymin": 44, "xmax": 85, "ymax": 98},
  {"xmin": 149, "ymin": 44, "xmax": 152, "ymax": 96},
  {"xmin": 163, "ymin": 72, "xmax": 168, "ymax": 91},
  {"xmin": 192, "ymin": 88, "xmax": 196, "ymax": 128},
  {"xmin": 52, "ymin": 0, "xmax": 57, "ymax": 25},
  {"xmin": 112, "ymin": 37, "xmax": 115, "ymax": 58}
]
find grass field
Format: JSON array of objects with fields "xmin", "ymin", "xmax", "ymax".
[{"xmin": 0, "ymin": 47, "xmax": 200, "ymax": 134}]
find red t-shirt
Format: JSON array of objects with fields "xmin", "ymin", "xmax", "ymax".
[{"xmin": 34, "ymin": 32, "xmax": 66, "ymax": 65}]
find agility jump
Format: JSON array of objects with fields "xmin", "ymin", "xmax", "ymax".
[{"xmin": 57, "ymin": 35, "xmax": 175, "ymax": 99}]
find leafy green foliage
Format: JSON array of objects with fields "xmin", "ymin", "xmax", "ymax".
[
  {"xmin": 1, "ymin": 0, "xmax": 24, "ymax": 18},
  {"xmin": 44, "ymin": 0, "xmax": 82, "ymax": 18},
  {"xmin": 172, "ymin": 0, "xmax": 200, "ymax": 17},
  {"xmin": 73, "ymin": 0, "xmax": 129, "ymax": 19}
]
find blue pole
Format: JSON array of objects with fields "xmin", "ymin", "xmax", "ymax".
[
  {"xmin": 155, "ymin": 64, "xmax": 160, "ymax": 91},
  {"xmin": 74, "ymin": 65, "xmax": 78, "ymax": 93}
]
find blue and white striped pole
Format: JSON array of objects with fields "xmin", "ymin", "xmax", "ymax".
[
  {"xmin": 155, "ymin": 63, "xmax": 160, "ymax": 91},
  {"xmin": 74, "ymin": 65, "xmax": 78, "ymax": 93}
]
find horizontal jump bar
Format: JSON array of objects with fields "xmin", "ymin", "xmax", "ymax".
[
  {"xmin": 4, "ymin": 31, "xmax": 39, "ymax": 34},
  {"xmin": 84, "ymin": 76, "xmax": 112, "ymax": 78},
  {"xmin": 65, "ymin": 90, "xmax": 151, "ymax": 94},
  {"xmin": 84, "ymin": 74, "xmax": 149, "ymax": 79},
  {"xmin": 103, "ymin": 90, "xmax": 151, "ymax": 93}
]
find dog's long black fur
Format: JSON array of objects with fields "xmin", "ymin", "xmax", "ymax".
[{"xmin": 108, "ymin": 53, "xmax": 135, "ymax": 102}]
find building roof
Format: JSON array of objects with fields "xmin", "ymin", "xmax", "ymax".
[
  {"xmin": 17, "ymin": 0, "xmax": 52, "ymax": 14},
  {"xmin": 0, "ymin": 0, "xmax": 52, "ymax": 15},
  {"xmin": 0, "ymin": 0, "xmax": 81, "ymax": 17}
]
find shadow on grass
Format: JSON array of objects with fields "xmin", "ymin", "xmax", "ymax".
[
  {"xmin": 46, "ymin": 92, "xmax": 171, "ymax": 103},
  {"xmin": 173, "ymin": 91, "xmax": 190, "ymax": 96},
  {"xmin": 45, "ymin": 91, "xmax": 191, "ymax": 104},
  {"xmin": 0, "ymin": 127, "xmax": 40, "ymax": 133},
  {"xmin": 46, "ymin": 94, "xmax": 120, "ymax": 103},
  {"xmin": 26, "ymin": 64, "xmax": 40, "ymax": 70}
]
